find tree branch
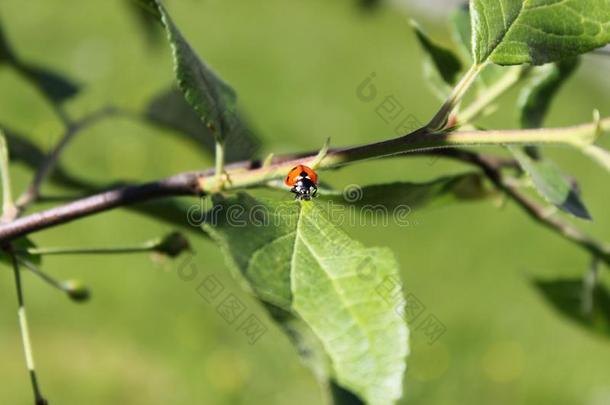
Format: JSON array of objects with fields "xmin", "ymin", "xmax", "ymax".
[
  {"xmin": 0, "ymin": 172, "xmax": 202, "ymax": 242},
  {"xmin": 0, "ymin": 118, "xmax": 609, "ymax": 245}
]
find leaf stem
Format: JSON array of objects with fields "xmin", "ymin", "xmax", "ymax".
[
  {"xmin": 0, "ymin": 130, "xmax": 17, "ymax": 221},
  {"xmin": 18, "ymin": 257, "xmax": 90, "ymax": 302},
  {"xmin": 9, "ymin": 251, "xmax": 48, "ymax": 405},
  {"xmin": 20, "ymin": 240, "xmax": 162, "ymax": 256},
  {"xmin": 214, "ymin": 139, "xmax": 226, "ymax": 190},
  {"xmin": 15, "ymin": 233, "xmax": 188, "ymax": 257},
  {"xmin": 427, "ymin": 63, "xmax": 485, "ymax": 130},
  {"xmin": 310, "ymin": 137, "xmax": 330, "ymax": 170},
  {"xmin": 458, "ymin": 66, "xmax": 528, "ymax": 124},
  {"xmin": 19, "ymin": 257, "xmax": 65, "ymax": 290}
]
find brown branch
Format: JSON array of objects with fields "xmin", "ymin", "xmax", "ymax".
[
  {"xmin": 0, "ymin": 172, "xmax": 202, "ymax": 243},
  {"xmin": 0, "ymin": 132, "xmax": 523, "ymax": 243},
  {"xmin": 0, "ymin": 119, "xmax": 608, "ymax": 271}
]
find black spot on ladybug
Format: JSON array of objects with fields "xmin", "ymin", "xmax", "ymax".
[{"xmin": 290, "ymin": 177, "xmax": 318, "ymax": 200}]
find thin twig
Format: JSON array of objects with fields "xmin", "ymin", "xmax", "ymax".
[
  {"xmin": 19, "ymin": 239, "xmax": 165, "ymax": 255},
  {"xmin": 14, "ymin": 106, "xmax": 119, "ymax": 213},
  {"xmin": 427, "ymin": 63, "xmax": 485, "ymax": 130},
  {"xmin": 458, "ymin": 66, "xmax": 529, "ymax": 124},
  {"xmin": 7, "ymin": 249, "xmax": 48, "ymax": 405},
  {"xmin": 18, "ymin": 257, "xmax": 90, "ymax": 302},
  {"xmin": 0, "ymin": 130, "xmax": 18, "ymax": 221},
  {"xmin": 19, "ymin": 256, "xmax": 66, "ymax": 291}
]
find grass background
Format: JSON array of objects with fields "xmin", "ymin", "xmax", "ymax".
[{"xmin": 1, "ymin": 0, "xmax": 609, "ymax": 404}]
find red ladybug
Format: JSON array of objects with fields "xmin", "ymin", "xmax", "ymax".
[{"xmin": 284, "ymin": 165, "xmax": 318, "ymax": 200}]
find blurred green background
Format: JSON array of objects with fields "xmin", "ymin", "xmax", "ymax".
[{"xmin": 1, "ymin": 0, "xmax": 609, "ymax": 404}]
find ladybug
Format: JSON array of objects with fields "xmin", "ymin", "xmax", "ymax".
[{"xmin": 285, "ymin": 164, "xmax": 318, "ymax": 200}]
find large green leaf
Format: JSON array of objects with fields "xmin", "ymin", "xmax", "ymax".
[
  {"xmin": 319, "ymin": 172, "xmax": 492, "ymax": 209},
  {"xmin": 0, "ymin": 19, "xmax": 17, "ymax": 64},
  {"xmin": 511, "ymin": 57, "xmax": 590, "ymax": 219},
  {"xmin": 450, "ymin": 5, "xmax": 525, "ymax": 91},
  {"xmin": 534, "ymin": 278, "xmax": 610, "ymax": 339},
  {"xmin": 411, "ymin": 22, "xmax": 462, "ymax": 99},
  {"xmin": 470, "ymin": 0, "xmax": 610, "ymax": 65},
  {"xmin": 519, "ymin": 58, "xmax": 580, "ymax": 129},
  {"xmin": 508, "ymin": 146, "xmax": 591, "ymax": 219},
  {"xmin": 204, "ymin": 194, "xmax": 408, "ymax": 405},
  {"xmin": 145, "ymin": 87, "xmax": 259, "ymax": 162},
  {"xmin": 18, "ymin": 64, "xmax": 80, "ymax": 104},
  {"xmin": 135, "ymin": 0, "xmax": 237, "ymax": 140},
  {"xmin": 264, "ymin": 304, "xmax": 365, "ymax": 405}
]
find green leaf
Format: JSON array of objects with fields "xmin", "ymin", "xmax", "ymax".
[
  {"xmin": 510, "ymin": 58, "xmax": 590, "ymax": 219},
  {"xmin": 135, "ymin": 0, "xmax": 238, "ymax": 140},
  {"xmin": 0, "ymin": 128, "xmax": 14, "ymax": 216},
  {"xmin": 508, "ymin": 146, "xmax": 591, "ymax": 219},
  {"xmin": 519, "ymin": 58, "xmax": 580, "ymax": 129},
  {"xmin": 411, "ymin": 21, "xmax": 462, "ymax": 98},
  {"xmin": 470, "ymin": 0, "xmax": 610, "ymax": 65},
  {"xmin": 124, "ymin": 0, "xmax": 163, "ymax": 46},
  {"xmin": 319, "ymin": 172, "xmax": 493, "ymax": 209},
  {"xmin": 135, "ymin": 198, "xmax": 210, "ymax": 236},
  {"xmin": 450, "ymin": 6, "xmax": 524, "ymax": 90},
  {"xmin": 0, "ymin": 19, "xmax": 79, "ymax": 104},
  {"xmin": 145, "ymin": 87, "xmax": 259, "ymax": 162},
  {"xmin": 18, "ymin": 64, "xmax": 80, "ymax": 104},
  {"xmin": 264, "ymin": 303, "xmax": 366, "ymax": 404},
  {"xmin": 204, "ymin": 194, "xmax": 408, "ymax": 405},
  {"xmin": 450, "ymin": 4, "xmax": 472, "ymax": 63},
  {"xmin": 0, "ymin": 237, "xmax": 41, "ymax": 267},
  {"xmin": 0, "ymin": 19, "xmax": 16, "ymax": 64},
  {"xmin": 534, "ymin": 278, "xmax": 610, "ymax": 339}
]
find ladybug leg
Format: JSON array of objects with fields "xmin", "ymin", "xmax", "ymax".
[{"xmin": 290, "ymin": 186, "xmax": 300, "ymax": 199}]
